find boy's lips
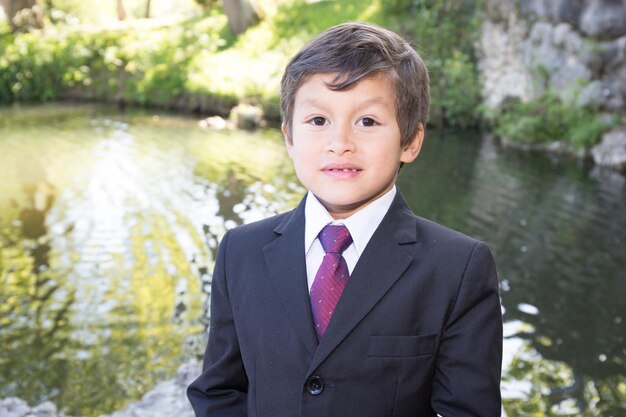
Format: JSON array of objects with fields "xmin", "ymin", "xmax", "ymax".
[{"xmin": 321, "ymin": 163, "xmax": 363, "ymax": 179}]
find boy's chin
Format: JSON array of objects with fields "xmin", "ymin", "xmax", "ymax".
[{"xmin": 316, "ymin": 194, "xmax": 382, "ymax": 218}]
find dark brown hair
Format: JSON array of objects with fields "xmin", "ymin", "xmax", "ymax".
[{"xmin": 280, "ymin": 22, "xmax": 430, "ymax": 146}]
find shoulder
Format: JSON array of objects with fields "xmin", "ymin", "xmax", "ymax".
[
  {"xmin": 390, "ymin": 190, "xmax": 485, "ymax": 254},
  {"xmin": 393, "ymin": 203, "xmax": 492, "ymax": 267},
  {"xmin": 222, "ymin": 209, "xmax": 296, "ymax": 247},
  {"xmin": 415, "ymin": 215, "xmax": 493, "ymax": 265},
  {"xmin": 415, "ymin": 215, "xmax": 481, "ymax": 248}
]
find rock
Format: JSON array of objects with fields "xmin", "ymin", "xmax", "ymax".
[
  {"xmin": 580, "ymin": 0, "xmax": 626, "ymax": 40},
  {"xmin": 479, "ymin": 0, "xmax": 626, "ymax": 167},
  {"xmin": 578, "ymin": 80, "xmax": 606, "ymax": 107},
  {"xmin": 478, "ymin": 18, "xmax": 533, "ymax": 108},
  {"xmin": 0, "ymin": 397, "xmax": 32, "ymax": 416},
  {"xmin": 479, "ymin": 2, "xmax": 626, "ymax": 113},
  {"xmin": 0, "ymin": 361, "xmax": 202, "ymax": 417},
  {"xmin": 578, "ymin": 38, "xmax": 616, "ymax": 77},
  {"xmin": 552, "ymin": 22, "xmax": 582, "ymax": 50},
  {"xmin": 603, "ymin": 80, "xmax": 625, "ymax": 110},
  {"xmin": 34, "ymin": 402, "xmax": 62, "ymax": 417},
  {"xmin": 198, "ymin": 115, "xmax": 229, "ymax": 130},
  {"xmin": 0, "ymin": 397, "xmax": 67, "ymax": 417},
  {"xmin": 184, "ymin": 331, "xmax": 208, "ymax": 359},
  {"xmin": 606, "ymin": 38, "xmax": 626, "ymax": 87},
  {"xmin": 520, "ymin": 0, "xmax": 551, "ymax": 21},
  {"xmin": 485, "ymin": 17, "xmax": 623, "ymax": 108},
  {"xmin": 484, "ymin": 0, "xmax": 519, "ymax": 23},
  {"xmin": 100, "ymin": 361, "xmax": 199, "ymax": 417},
  {"xmin": 549, "ymin": 0, "xmax": 585, "ymax": 25},
  {"xmin": 606, "ymin": 36, "xmax": 626, "ymax": 71},
  {"xmin": 576, "ymin": 36, "xmax": 626, "ymax": 110},
  {"xmin": 589, "ymin": 165, "xmax": 626, "ymax": 192},
  {"xmin": 591, "ymin": 127, "xmax": 626, "ymax": 169},
  {"xmin": 524, "ymin": 22, "xmax": 591, "ymax": 101},
  {"xmin": 520, "ymin": 0, "xmax": 584, "ymax": 25},
  {"xmin": 229, "ymin": 103, "xmax": 264, "ymax": 130}
]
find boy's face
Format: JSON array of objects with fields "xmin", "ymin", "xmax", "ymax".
[{"xmin": 283, "ymin": 73, "xmax": 423, "ymax": 219}]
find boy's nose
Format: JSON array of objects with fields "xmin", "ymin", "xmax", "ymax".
[{"xmin": 326, "ymin": 124, "xmax": 356, "ymax": 154}]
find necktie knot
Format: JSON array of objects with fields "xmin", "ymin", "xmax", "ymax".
[{"xmin": 318, "ymin": 224, "xmax": 352, "ymax": 254}]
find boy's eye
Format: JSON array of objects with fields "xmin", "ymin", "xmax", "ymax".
[
  {"xmin": 309, "ymin": 116, "xmax": 327, "ymax": 126},
  {"xmin": 357, "ymin": 117, "xmax": 377, "ymax": 127}
]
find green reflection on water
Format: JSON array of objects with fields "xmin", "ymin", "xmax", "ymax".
[
  {"xmin": 1, "ymin": 104, "xmax": 624, "ymax": 416},
  {"xmin": 502, "ymin": 340, "xmax": 626, "ymax": 416},
  {"xmin": 397, "ymin": 131, "xmax": 626, "ymax": 416},
  {"xmin": 0, "ymin": 103, "xmax": 301, "ymax": 416}
]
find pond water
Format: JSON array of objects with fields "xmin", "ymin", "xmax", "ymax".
[{"xmin": 0, "ymin": 104, "xmax": 624, "ymax": 416}]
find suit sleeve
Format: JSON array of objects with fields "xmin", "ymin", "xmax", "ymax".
[
  {"xmin": 187, "ymin": 230, "xmax": 248, "ymax": 417},
  {"xmin": 431, "ymin": 241, "xmax": 503, "ymax": 417}
]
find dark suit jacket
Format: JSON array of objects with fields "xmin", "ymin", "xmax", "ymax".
[{"xmin": 187, "ymin": 191, "xmax": 502, "ymax": 417}]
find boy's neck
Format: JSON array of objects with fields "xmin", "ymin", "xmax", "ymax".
[{"xmin": 311, "ymin": 186, "xmax": 397, "ymax": 222}]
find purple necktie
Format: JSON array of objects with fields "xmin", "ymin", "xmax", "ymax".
[{"xmin": 310, "ymin": 224, "xmax": 353, "ymax": 340}]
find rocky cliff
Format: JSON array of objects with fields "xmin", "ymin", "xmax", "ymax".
[{"xmin": 479, "ymin": 0, "xmax": 626, "ymax": 169}]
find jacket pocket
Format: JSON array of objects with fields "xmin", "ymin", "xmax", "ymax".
[{"xmin": 367, "ymin": 334, "xmax": 437, "ymax": 357}]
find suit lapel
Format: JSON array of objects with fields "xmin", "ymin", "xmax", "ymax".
[
  {"xmin": 308, "ymin": 192, "xmax": 418, "ymax": 374},
  {"xmin": 263, "ymin": 198, "xmax": 319, "ymax": 357}
]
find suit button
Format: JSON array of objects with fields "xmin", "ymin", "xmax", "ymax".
[{"xmin": 306, "ymin": 375, "xmax": 324, "ymax": 395}]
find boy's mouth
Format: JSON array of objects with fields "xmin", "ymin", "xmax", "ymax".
[
  {"xmin": 323, "ymin": 164, "xmax": 362, "ymax": 171},
  {"xmin": 322, "ymin": 164, "xmax": 363, "ymax": 177}
]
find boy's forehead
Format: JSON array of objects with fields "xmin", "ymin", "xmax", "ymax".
[{"xmin": 294, "ymin": 73, "xmax": 396, "ymax": 104}]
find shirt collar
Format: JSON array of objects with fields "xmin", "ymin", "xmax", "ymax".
[{"xmin": 304, "ymin": 187, "xmax": 397, "ymax": 256}]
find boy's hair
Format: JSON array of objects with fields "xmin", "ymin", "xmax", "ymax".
[{"xmin": 280, "ymin": 22, "xmax": 430, "ymax": 147}]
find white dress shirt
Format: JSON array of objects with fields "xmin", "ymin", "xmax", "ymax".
[{"xmin": 304, "ymin": 187, "xmax": 397, "ymax": 290}]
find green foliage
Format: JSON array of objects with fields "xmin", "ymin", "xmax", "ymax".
[
  {"xmin": 0, "ymin": 0, "xmax": 485, "ymax": 127},
  {"xmin": 0, "ymin": 12, "xmax": 237, "ymax": 110},
  {"xmin": 272, "ymin": 0, "xmax": 380, "ymax": 42},
  {"xmin": 0, "ymin": 31, "xmax": 85, "ymax": 102},
  {"xmin": 380, "ymin": 0, "xmax": 483, "ymax": 128},
  {"xmin": 0, "ymin": 13, "xmax": 9, "ymax": 34},
  {"xmin": 437, "ymin": 50, "xmax": 483, "ymax": 128},
  {"xmin": 493, "ymin": 95, "xmax": 612, "ymax": 148},
  {"xmin": 503, "ymin": 344, "xmax": 626, "ymax": 417},
  {"xmin": 269, "ymin": 0, "xmax": 484, "ymax": 128}
]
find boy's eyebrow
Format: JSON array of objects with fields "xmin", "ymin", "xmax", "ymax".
[
  {"xmin": 297, "ymin": 97, "xmax": 323, "ymax": 108},
  {"xmin": 354, "ymin": 96, "xmax": 390, "ymax": 109}
]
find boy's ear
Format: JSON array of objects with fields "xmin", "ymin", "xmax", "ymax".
[
  {"xmin": 282, "ymin": 123, "xmax": 294, "ymax": 158},
  {"xmin": 400, "ymin": 123, "xmax": 425, "ymax": 164}
]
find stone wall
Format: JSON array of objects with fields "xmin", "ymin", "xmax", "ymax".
[
  {"xmin": 480, "ymin": 0, "xmax": 626, "ymax": 110},
  {"xmin": 479, "ymin": 0, "xmax": 626, "ymax": 169}
]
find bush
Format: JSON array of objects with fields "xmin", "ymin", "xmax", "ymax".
[
  {"xmin": 0, "ymin": 13, "xmax": 238, "ymax": 110},
  {"xmin": 493, "ymin": 95, "xmax": 612, "ymax": 148},
  {"xmin": 437, "ymin": 50, "xmax": 483, "ymax": 128},
  {"xmin": 380, "ymin": 0, "xmax": 484, "ymax": 128}
]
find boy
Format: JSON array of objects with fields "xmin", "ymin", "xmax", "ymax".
[{"xmin": 187, "ymin": 22, "xmax": 502, "ymax": 417}]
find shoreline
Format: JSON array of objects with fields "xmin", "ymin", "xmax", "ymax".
[
  {"xmin": 2, "ymin": 98, "xmax": 624, "ymax": 171},
  {"xmin": 494, "ymin": 126, "xmax": 626, "ymax": 171}
]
